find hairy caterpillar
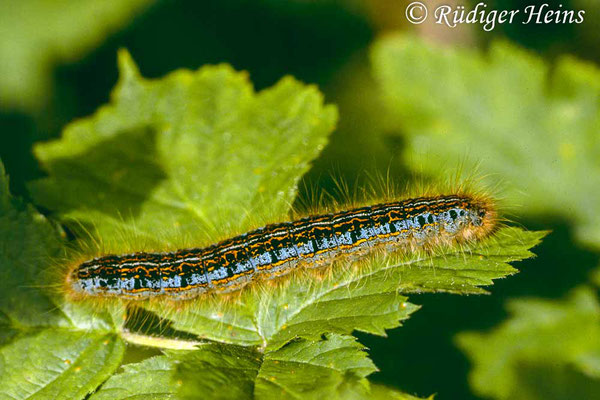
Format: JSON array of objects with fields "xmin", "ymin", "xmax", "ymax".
[{"xmin": 66, "ymin": 194, "xmax": 497, "ymax": 301}]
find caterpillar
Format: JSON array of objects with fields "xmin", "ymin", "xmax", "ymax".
[{"xmin": 67, "ymin": 194, "xmax": 496, "ymax": 301}]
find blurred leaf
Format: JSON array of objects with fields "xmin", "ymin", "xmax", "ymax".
[
  {"xmin": 160, "ymin": 227, "xmax": 544, "ymax": 348},
  {"xmin": 0, "ymin": 0, "xmax": 155, "ymax": 110},
  {"xmin": 0, "ymin": 329, "xmax": 125, "ymax": 400},
  {"xmin": 174, "ymin": 334, "xmax": 376, "ymax": 400},
  {"xmin": 305, "ymin": 56, "xmax": 400, "ymax": 189},
  {"xmin": 591, "ymin": 266, "xmax": 600, "ymax": 288},
  {"xmin": 30, "ymin": 49, "xmax": 337, "ymax": 245},
  {"xmin": 456, "ymin": 287, "xmax": 600, "ymax": 400},
  {"xmin": 372, "ymin": 34, "xmax": 600, "ymax": 247},
  {"xmin": 574, "ymin": 0, "xmax": 600, "ymax": 56},
  {"xmin": 510, "ymin": 362, "xmax": 600, "ymax": 400},
  {"xmin": 89, "ymin": 356, "xmax": 178, "ymax": 400}
]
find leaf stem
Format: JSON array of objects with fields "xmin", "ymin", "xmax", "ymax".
[{"xmin": 121, "ymin": 330, "xmax": 206, "ymax": 350}]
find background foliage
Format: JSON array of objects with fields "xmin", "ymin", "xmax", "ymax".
[
  {"xmin": 0, "ymin": 51, "xmax": 541, "ymax": 398},
  {"xmin": 1, "ymin": 0, "xmax": 599, "ymax": 399}
]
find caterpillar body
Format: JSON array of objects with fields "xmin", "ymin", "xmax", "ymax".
[{"xmin": 68, "ymin": 194, "xmax": 496, "ymax": 300}]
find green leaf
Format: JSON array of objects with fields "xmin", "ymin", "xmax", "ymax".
[
  {"xmin": 370, "ymin": 384, "xmax": 434, "ymax": 400},
  {"xmin": 0, "ymin": 158, "xmax": 125, "ymax": 333},
  {"xmin": 23, "ymin": 51, "xmax": 542, "ymax": 399},
  {"xmin": 27, "ymin": 51, "xmax": 542, "ymax": 347},
  {"xmin": 174, "ymin": 334, "xmax": 377, "ymax": 400},
  {"xmin": 456, "ymin": 287, "xmax": 600, "ymax": 400},
  {"xmin": 152, "ymin": 226, "xmax": 543, "ymax": 348},
  {"xmin": 0, "ymin": 159, "xmax": 127, "ymax": 398},
  {"xmin": 89, "ymin": 356, "xmax": 179, "ymax": 400},
  {"xmin": 90, "ymin": 335, "xmax": 435, "ymax": 400},
  {"xmin": 30, "ymin": 49, "xmax": 337, "ymax": 246},
  {"xmin": 0, "ymin": 329, "xmax": 125, "ymax": 400},
  {"xmin": 2, "ymin": 158, "xmax": 122, "ymax": 332},
  {"xmin": 372, "ymin": 34, "xmax": 600, "ymax": 246},
  {"xmin": 0, "ymin": 0, "xmax": 155, "ymax": 110},
  {"xmin": 97, "ymin": 336, "xmax": 434, "ymax": 400},
  {"xmin": 0, "ymin": 160, "xmax": 63, "ymax": 328},
  {"xmin": 176, "ymin": 344, "xmax": 259, "ymax": 400}
]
